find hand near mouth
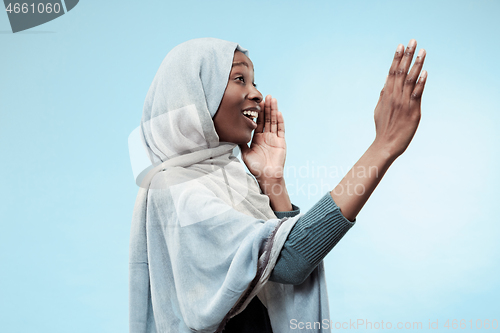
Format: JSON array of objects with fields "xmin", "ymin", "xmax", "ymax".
[{"xmin": 239, "ymin": 94, "xmax": 287, "ymax": 184}]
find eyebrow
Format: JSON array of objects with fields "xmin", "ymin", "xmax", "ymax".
[{"xmin": 232, "ymin": 61, "xmax": 249, "ymax": 68}]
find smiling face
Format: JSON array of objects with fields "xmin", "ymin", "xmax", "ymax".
[{"xmin": 213, "ymin": 50, "xmax": 263, "ymax": 145}]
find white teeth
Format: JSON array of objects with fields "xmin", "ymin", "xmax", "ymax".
[{"xmin": 242, "ymin": 110, "xmax": 258, "ymax": 118}]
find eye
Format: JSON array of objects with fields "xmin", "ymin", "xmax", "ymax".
[{"xmin": 235, "ymin": 76, "xmax": 257, "ymax": 88}]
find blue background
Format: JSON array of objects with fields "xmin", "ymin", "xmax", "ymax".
[{"xmin": 1, "ymin": 0, "xmax": 499, "ymax": 331}]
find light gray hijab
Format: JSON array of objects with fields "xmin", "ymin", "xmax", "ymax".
[{"xmin": 128, "ymin": 37, "xmax": 331, "ymax": 332}]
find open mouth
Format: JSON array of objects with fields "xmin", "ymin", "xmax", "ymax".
[
  {"xmin": 242, "ymin": 110, "xmax": 258, "ymax": 122},
  {"xmin": 241, "ymin": 110, "xmax": 258, "ymax": 129}
]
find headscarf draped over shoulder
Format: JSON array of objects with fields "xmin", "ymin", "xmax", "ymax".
[{"xmin": 128, "ymin": 37, "xmax": 330, "ymax": 333}]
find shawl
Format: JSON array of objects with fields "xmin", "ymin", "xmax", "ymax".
[{"xmin": 128, "ymin": 37, "xmax": 331, "ymax": 332}]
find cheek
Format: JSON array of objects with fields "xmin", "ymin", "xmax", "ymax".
[{"xmin": 223, "ymin": 85, "xmax": 244, "ymax": 106}]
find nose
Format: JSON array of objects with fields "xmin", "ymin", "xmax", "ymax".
[{"xmin": 248, "ymin": 85, "xmax": 263, "ymax": 104}]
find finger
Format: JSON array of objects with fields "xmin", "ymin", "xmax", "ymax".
[
  {"xmin": 270, "ymin": 98, "xmax": 278, "ymax": 134},
  {"xmin": 395, "ymin": 39, "xmax": 417, "ymax": 94},
  {"xmin": 385, "ymin": 44, "xmax": 404, "ymax": 93},
  {"xmin": 403, "ymin": 48, "xmax": 426, "ymax": 101},
  {"xmin": 255, "ymin": 99, "xmax": 265, "ymax": 132},
  {"xmin": 409, "ymin": 70, "xmax": 428, "ymax": 112},
  {"xmin": 277, "ymin": 111, "xmax": 285, "ymax": 138},
  {"xmin": 264, "ymin": 95, "xmax": 272, "ymax": 132}
]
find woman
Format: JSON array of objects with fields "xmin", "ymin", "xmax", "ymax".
[{"xmin": 129, "ymin": 37, "xmax": 427, "ymax": 332}]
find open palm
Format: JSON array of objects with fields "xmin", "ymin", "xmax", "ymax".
[{"xmin": 239, "ymin": 95, "xmax": 286, "ymax": 181}]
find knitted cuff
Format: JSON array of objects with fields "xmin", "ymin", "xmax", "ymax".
[
  {"xmin": 287, "ymin": 191, "xmax": 356, "ymax": 266},
  {"xmin": 273, "ymin": 203, "xmax": 300, "ymax": 219}
]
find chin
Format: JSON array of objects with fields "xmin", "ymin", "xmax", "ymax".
[
  {"xmin": 220, "ymin": 129, "xmax": 253, "ymax": 145},
  {"xmin": 232, "ymin": 132, "xmax": 253, "ymax": 145},
  {"xmin": 242, "ymin": 132, "xmax": 253, "ymax": 144}
]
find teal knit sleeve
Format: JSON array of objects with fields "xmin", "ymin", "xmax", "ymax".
[
  {"xmin": 274, "ymin": 203, "xmax": 301, "ymax": 219},
  {"xmin": 270, "ymin": 191, "xmax": 356, "ymax": 285}
]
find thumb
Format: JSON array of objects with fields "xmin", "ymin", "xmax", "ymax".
[
  {"xmin": 378, "ymin": 87, "xmax": 384, "ymax": 101},
  {"xmin": 376, "ymin": 81, "xmax": 386, "ymax": 107}
]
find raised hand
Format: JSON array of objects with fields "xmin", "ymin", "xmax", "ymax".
[
  {"xmin": 329, "ymin": 40, "xmax": 428, "ymax": 222},
  {"xmin": 373, "ymin": 39, "xmax": 427, "ymax": 158},
  {"xmin": 239, "ymin": 94, "xmax": 286, "ymax": 182}
]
